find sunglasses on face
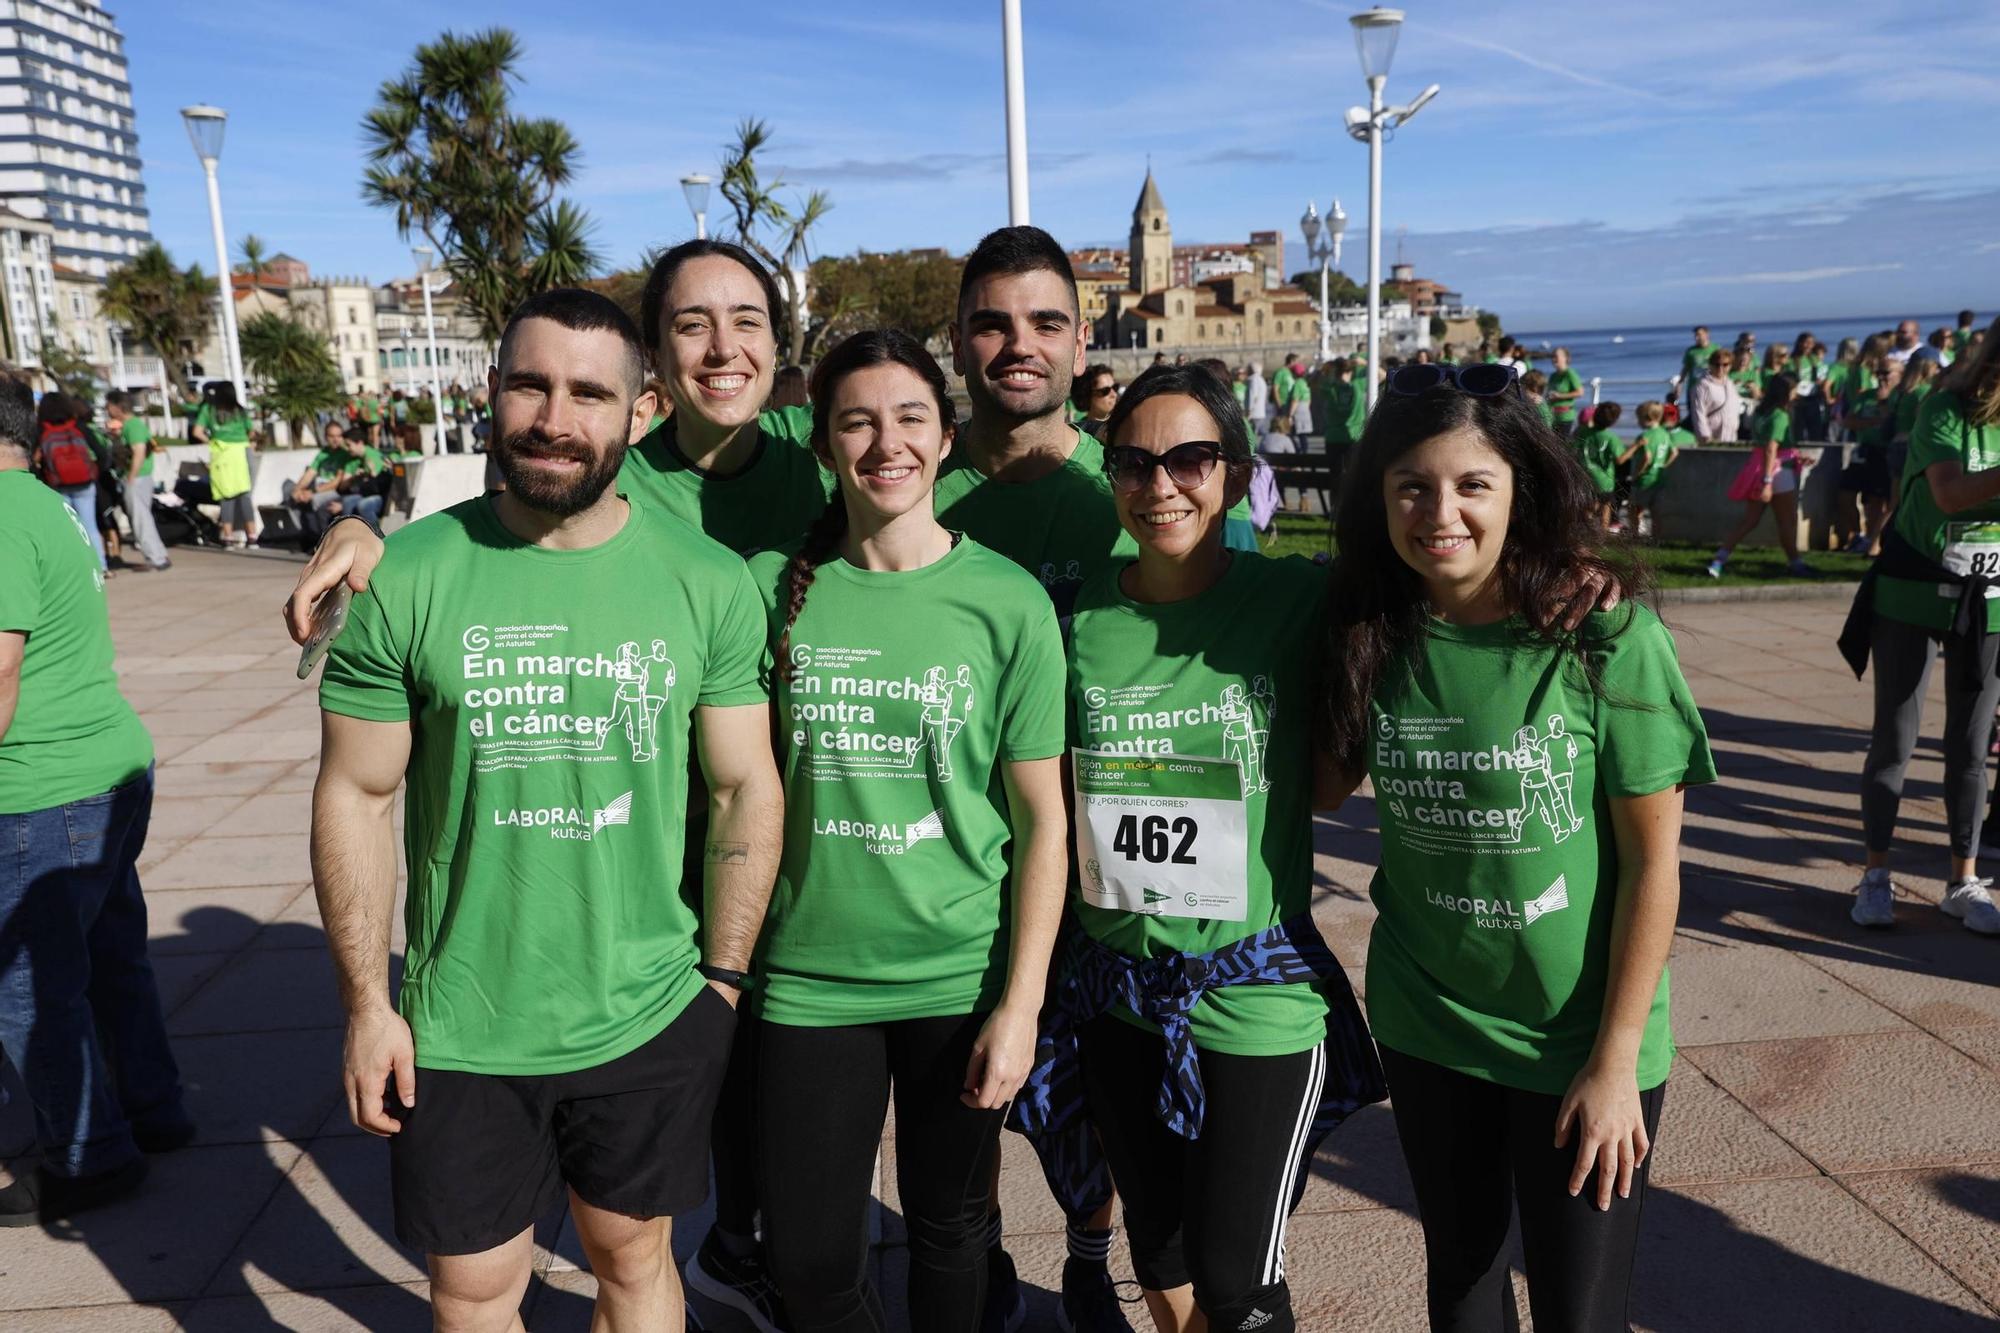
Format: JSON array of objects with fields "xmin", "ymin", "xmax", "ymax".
[
  {"xmin": 1103, "ymin": 441, "xmax": 1224, "ymax": 492},
  {"xmin": 1093, "ymin": 383, "xmax": 1120, "ymax": 398},
  {"xmin": 1384, "ymin": 362, "xmax": 1522, "ymax": 399}
]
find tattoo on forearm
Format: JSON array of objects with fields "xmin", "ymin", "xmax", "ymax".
[{"xmin": 706, "ymin": 841, "xmax": 749, "ymax": 865}]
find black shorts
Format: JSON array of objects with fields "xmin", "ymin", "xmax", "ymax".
[{"xmin": 388, "ymin": 985, "xmax": 736, "ymax": 1255}]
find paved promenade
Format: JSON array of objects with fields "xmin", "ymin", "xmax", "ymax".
[{"xmin": 4, "ymin": 552, "xmax": 1998, "ymax": 1330}]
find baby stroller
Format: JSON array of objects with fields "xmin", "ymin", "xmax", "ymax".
[{"xmin": 157, "ymin": 461, "xmax": 225, "ymax": 548}]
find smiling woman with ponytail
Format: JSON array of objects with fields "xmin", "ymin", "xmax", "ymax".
[{"xmin": 744, "ymin": 329, "xmax": 1071, "ymax": 1332}]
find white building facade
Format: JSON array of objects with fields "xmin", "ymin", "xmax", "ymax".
[{"xmin": 0, "ymin": 0, "xmax": 149, "ymax": 279}]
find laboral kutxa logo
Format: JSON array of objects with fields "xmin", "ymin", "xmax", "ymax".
[
  {"xmin": 1424, "ymin": 874, "xmax": 1570, "ymax": 931},
  {"xmin": 813, "ymin": 808, "xmax": 945, "ymax": 855},
  {"xmin": 494, "ymin": 791, "xmax": 633, "ymax": 841}
]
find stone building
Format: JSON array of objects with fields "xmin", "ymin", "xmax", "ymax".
[{"xmin": 1098, "ymin": 170, "xmax": 1321, "ymax": 354}]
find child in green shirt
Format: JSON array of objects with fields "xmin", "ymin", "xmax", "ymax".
[
  {"xmin": 1627, "ymin": 399, "xmax": 1679, "ymax": 538},
  {"xmin": 1572, "ymin": 400, "xmax": 1624, "ymax": 530}
]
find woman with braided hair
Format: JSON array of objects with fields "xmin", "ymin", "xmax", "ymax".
[{"xmin": 745, "ymin": 329, "xmax": 1071, "ymax": 1332}]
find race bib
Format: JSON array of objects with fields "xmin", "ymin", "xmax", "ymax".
[
  {"xmin": 1073, "ymin": 748, "xmax": 1249, "ymax": 921},
  {"xmin": 1940, "ymin": 521, "xmax": 2000, "ymax": 598}
]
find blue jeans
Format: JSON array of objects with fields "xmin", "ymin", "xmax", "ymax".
[
  {"xmin": 0, "ymin": 767, "xmax": 186, "ymax": 1178},
  {"xmin": 57, "ymin": 483, "xmax": 106, "ymax": 570}
]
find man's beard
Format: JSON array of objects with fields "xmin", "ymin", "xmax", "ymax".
[{"xmin": 494, "ymin": 428, "xmax": 628, "ymax": 516}]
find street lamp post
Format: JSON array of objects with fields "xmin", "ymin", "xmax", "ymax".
[
  {"xmin": 1299, "ymin": 199, "xmax": 1351, "ymax": 364},
  {"xmin": 1001, "ymin": 0, "xmax": 1030, "ymax": 224},
  {"xmin": 180, "ymin": 104, "xmax": 245, "ymax": 406},
  {"xmin": 680, "ymin": 174, "xmax": 711, "ymax": 240},
  {"xmin": 1344, "ymin": 9, "xmax": 1438, "ymax": 410},
  {"xmin": 414, "ymin": 246, "xmax": 446, "ymax": 452}
]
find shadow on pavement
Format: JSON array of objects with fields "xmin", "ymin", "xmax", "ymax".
[{"xmin": 5, "ymin": 904, "xmax": 592, "ymax": 1329}]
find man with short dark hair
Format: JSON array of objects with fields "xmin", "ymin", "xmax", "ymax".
[
  {"xmin": 312, "ymin": 288, "xmax": 782, "ymax": 1330},
  {"xmin": 0, "ymin": 374, "xmax": 192, "ymax": 1225},
  {"xmin": 1888, "ymin": 318, "xmax": 1921, "ymax": 365}
]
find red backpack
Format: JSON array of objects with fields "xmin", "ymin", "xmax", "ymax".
[{"xmin": 35, "ymin": 419, "xmax": 98, "ymax": 488}]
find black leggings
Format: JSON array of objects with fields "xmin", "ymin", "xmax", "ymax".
[
  {"xmin": 759, "ymin": 1011, "xmax": 1003, "ymax": 1333},
  {"xmin": 1079, "ymin": 1012, "xmax": 1325, "ymax": 1333},
  {"xmin": 1379, "ymin": 1045, "xmax": 1666, "ymax": 1333}
]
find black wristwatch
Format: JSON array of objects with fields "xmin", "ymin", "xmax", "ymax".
[
  {"xmin": 697, "ymin": 964, "xmax": 755, "ymax": 992},
  {"xmin": 327, "ymin": 510, "xmax": 384, "ymax": 540}
]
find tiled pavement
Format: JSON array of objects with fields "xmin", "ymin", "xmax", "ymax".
[{"xmin": 4, "ymin": 552, "xmax": 1999, "ymax": 1330}]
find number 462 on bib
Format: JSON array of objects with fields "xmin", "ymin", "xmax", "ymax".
[{"xmin": 1072, "ymin": 748, "xmax": 1249, "ymax": 922}]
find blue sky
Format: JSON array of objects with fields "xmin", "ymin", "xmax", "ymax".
[{"xmin": 126, "ymin": 0, "xmax": 2000, "ymax": 330}]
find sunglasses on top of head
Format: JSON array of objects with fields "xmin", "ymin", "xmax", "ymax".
[
  {"xmin": 1384, "ymin": 362, "xmax": 1523, "ymax": 400},
  {"xmin": 1102, "ymin": 441, "xmax": 1225, "ymax": 493}
]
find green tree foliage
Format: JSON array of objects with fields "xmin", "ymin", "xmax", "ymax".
[
  {"xmin": 1476, "ymin": 310, "xmax": 1503, "ymax": 341},
  {"xmin": 240, "ymin": 312, "xmax": 344, "ymax": 444},
  {"xmin": 361, "ymin": 28, "xmax": 601, "ymax": 344},
  {"xmin": 100, "ymin": 245, "xmax": 218, "ymax": 395},
  {"xmin": 718, "ymin": 118, "xmax": 832, "ymax": 365},
  {"xmin": 807, "ymin": 250, "xmax": 961, "ymax": 357},
  {"xmin": 36, "ymin": 338, "xmax": 97, "ymax": 401},
  {"xmin": 237, "ymin": 233, "xmax": 270, "ymax": 285}
]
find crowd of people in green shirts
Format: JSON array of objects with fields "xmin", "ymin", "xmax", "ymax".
[{"xmin": 273, "ymin": 226, "xmax": 1713, "ymax": 1333}]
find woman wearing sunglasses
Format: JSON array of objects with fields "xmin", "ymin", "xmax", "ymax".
[
  {"xmin": 743, "ymin": 329, "xmax": 1070, "ymax": 1332},
  {"xmin": 1322, "ymin": 361, "xmax": 1714, "ymax": 1332},
  {"xmin": 1021, "ymin": 363, "xmax": 1386, "ymax": 1333}
]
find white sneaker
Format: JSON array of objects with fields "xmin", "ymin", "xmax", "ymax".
[
  {"xmin": 1940, "ymin": 877, "xmax": 2000, "ymax": 936},
  {"xmin": 1850, "ymin": 868, "xmax": 1895, "ymax": 928}
]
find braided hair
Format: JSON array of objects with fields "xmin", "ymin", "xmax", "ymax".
[{"xmin": 774, "ymin": 328, "xmax": 956, "ymax": 681}]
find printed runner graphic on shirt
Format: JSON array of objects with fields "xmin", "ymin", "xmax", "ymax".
[
  {"xmin": 457, "ymin": 622, "xmax": 672, "ymax": 839},
  {"xmin": 1373, "ymin": 709, "xmax": 1585, "ymax": 850},
  {"xmin": 1080, "ymin": 677, "xmax": 1275, "ymax": 799},
  {"xmin": 786, "ymin": 643, "xmax": 975, "ymax": 785}
]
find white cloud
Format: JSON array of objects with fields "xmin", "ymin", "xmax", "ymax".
[{"xmin": 1666, "ymin": 263, "xmax": 1905, "ymax": 288}]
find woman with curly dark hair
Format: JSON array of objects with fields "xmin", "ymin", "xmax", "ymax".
[
  {"xmin": 744, "ymin": 328, "xmax": 1070, "ymax": 1332},
  {"xmin": 1320, "ymin": 363, "xmax": 1714, "ymax": 1332}
]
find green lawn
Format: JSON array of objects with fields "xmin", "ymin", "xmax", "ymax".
[{"xmin": 1256, "ymin": 512, "xmax": 1871, "ymax": 588}]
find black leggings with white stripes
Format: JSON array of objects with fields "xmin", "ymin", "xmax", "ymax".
[{"xmin": 1079, "ymin": 1011, "xmax": 1326, "ymax": 1333}]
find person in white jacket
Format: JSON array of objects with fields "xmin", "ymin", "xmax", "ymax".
[{"xmin": 1691, "ymin": 349, "xmax": 1741, "ymax": 443}]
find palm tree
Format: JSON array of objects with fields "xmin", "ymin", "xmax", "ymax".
[
  {"xmin": 240, "ymin": 312, "xmax": 342, "ymax": 444},
  {"xmin": 719, "ymin": 118, "xmax": 833, "ymax": 364},
  {"xmin": 361, "ymin": 28, "xmax": 601, "ymax": 342},
  {"xmin": 237, "ymin": 233, "xmax": 270, "ymax": 287},
  {"xmin": 100, "ymin": 244, "xmax": 217, "ymax": 394}
]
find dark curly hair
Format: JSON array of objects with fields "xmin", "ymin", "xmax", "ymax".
[
  {"xmin": 1320, "ymin": 384, "xmax": 1649, "ymax": 775},
  {"xmin": 774, "ymin": 329, "xmax": 957, "ymax": 680}
]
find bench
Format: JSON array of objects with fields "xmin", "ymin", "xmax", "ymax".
[{"xmin": 1263, "ymin": 452, "xmax": 1342, "ymax": 517}]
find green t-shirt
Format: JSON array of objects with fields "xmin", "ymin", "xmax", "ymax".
[
  {"xmin": 1680, "ymin": 343, "xmax": 1712, "ymax": 382},
  {"xmin": 121, "ymin": 416, "xmax": 154, "ymax": 477},
  {"xmin": 1067, "ymin": 553, "xmax": 1332, "ymax": 1056},
  {"xmin": 1825, "ymin": 361, "xmax": 1853, "ymax": 405},
  {"xmin": 1366, "ymin": 607, "xmax": 1715, "ymax": 1094},
  {"xmin": 1534, "ymin": 400, "xmax": 1554, "ymax": 428},
  {"xmin": 1878, "ymin": 391, "xmax": 2000, "ymax": 633},
  {"xmin": 193, "ymin": 402, "xmax": 250, "ymax": 444},
  {"xmin": 622, "ymin": 412, "xmax": 835, "ymax": 558},
  {"xmin": 934, "ymin": 427, "xmax": 1136, "ymax": 618},
  {"xmin": 1843, "ymin": 367, "xmax": 1879, "ymax": 417},
  {"xmin": 1316, "ymin": 379, "xmax": 1365, "ymax": 446},
  {"xmin": 1953, "ymin": 327, "xmax": 1976, "ymax": 355},
  {"xmin": 0, "ymin": 471, "xmax": 151, "ymax": 813},
  {"xmin": 1546, "ymin": 368, "xmax": 1583, "ymax": 422},
  {"xmin": 1894, "ymin": 382, "xmax": 1934, "ymax": 439},
  {"xmin": 1271, "ymin": 366, "xmax": 1296, "ymax": 406},
  {"xmin": 1573, "ymin": 428, "xmax": 1621, "ymax": 493},
  {"xmin": 1749, "ymin": 406, "xmax": 1795, "ymax": 449},
  {"xmin": 1665, "ymin": 425, "xmax": 1696, "ymax": 452},
  {"xmin": 357, "ymin": 395, "xmax": 382, "ymax": 424},
  {"xmin": 1633, "ymin": 425, "xmax": 1677, "ymax": 491},
  {"xmin": 319, "ymin": 495, "xmax": 768, "ymax": 1074},
  {"xmin": 746, "ymin": 537, "xmax": 1067, "ymax": 1026}
]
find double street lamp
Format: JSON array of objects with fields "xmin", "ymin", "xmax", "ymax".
[
  {"xmin": 1299, "ymin": 198, "xmax": 1347, "ymax": 363},
  {"xmin": 179, "ymin": 104, "xmax": 245, "ymax": 406},
  {"xmin": 1344, "ymin": 8, "xmax": 1438, "ymax": 409},
  {"xmin": 681, "ymin": 173, "xmax": 711, "ymax": 240}
]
